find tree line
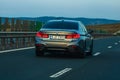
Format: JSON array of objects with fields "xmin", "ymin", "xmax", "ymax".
[{"xmin": 0, "ymin": 17, "xmax": 43, "ymax": 32}]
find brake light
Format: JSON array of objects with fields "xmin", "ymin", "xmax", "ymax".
[
  {"xmin": 66, "ymin": 33, "xmax": 80, "ymax": 39},
  {"xmin": 36, "ymin": 32, "xmax": 49, "ymax": 38}
]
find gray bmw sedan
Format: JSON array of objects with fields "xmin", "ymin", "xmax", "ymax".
[{"xmin": 35, "ymin": 20, "xmax": 93, "ymax": 58}]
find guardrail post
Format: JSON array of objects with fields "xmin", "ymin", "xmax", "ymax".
[
  {"xmin": 1, "ymin": 38, "xmax": 5, "ymax": 50},
  {"xmin": 16, "ymin": 38, "xmax": 18, "ymax": 48},
  {"xmin": 22, "ymin": 37, "xmax": 25, "ymax": 47},
  {"xmin": 10, "ymin": 38, "xmax": 14, "ymax": 49}
]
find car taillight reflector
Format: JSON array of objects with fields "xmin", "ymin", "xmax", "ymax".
[
  {"xmin": 36, "ymin": 32, "xmax": 48, "ymax": 38},
  {"xmin": 66, "ymin": 33, "xmax": 80, "ymax": 39}
]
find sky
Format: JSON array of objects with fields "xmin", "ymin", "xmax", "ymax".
[{"xmin": 0, "ymin": 0, "xmax": 120, "ymax": 20}]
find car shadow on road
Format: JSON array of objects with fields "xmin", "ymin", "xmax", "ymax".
[{"xmin": 36, "ymin": 52, "xmax": 92, "ymax": 59}]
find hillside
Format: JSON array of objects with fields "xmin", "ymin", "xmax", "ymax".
[
  {"xmin": 2, "ymin": 16, "xmax": 120, "ymax": 25},
  {"xmin": 87, "ymin": 23, "xmax": 120, "ymax": 33},
  {"xmin": 18, "ymin": 16, "xmax": 120, "ymax": 26},
  {"xmin": 1, "ymin": 16, "xmax": 119, "ymax": 26}
]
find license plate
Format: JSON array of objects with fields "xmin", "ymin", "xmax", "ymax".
[{"xmin": 49, "ymin": 35, "xmax": 65, "ymax": 40}]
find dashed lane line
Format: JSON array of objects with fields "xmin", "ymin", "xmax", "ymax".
[
  {"xmin": 0, "ymin": 47, "xmax": 35, "ymax": 53},
  {"xmin": 93, "ymin": 52, "xmax": 101, "ymax": 56},
  {"xmin": 108, "ymin": 46, "xmax": 112, "ymax": 49},
  {"xmin": 50, "ymin": 68, "xmax": 72, "ymax": 78},
  {"xmin": 115, "ymin": 43, "xmax": 118, "ymax": 45}
]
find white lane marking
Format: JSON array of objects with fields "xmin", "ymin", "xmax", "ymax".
[
  {"xmin": 115, "ymin": 43, "xmax": 118, "ymax": 45},
  {"xmin": 108, "ymin": 46, "xmax": 112, "ymax": 49},
  {"xmin": 93, "ymin": 52, "xmax": 101, "ymax": 56},
  {"xmin": 50, "ymin": 68, "xmax": 72, "ymax": 78},
  {"xmin": 0, "ymin": 47, "xmax": 35, "ymax": 53}
]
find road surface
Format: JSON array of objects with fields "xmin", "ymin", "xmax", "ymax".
[{"xmin": 0, "ymin": 36, "xmax": 120, "ymax": 80}]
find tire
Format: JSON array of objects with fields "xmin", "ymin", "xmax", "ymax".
[
  {"xmin": 87, "ymin": 40, "xmax": 93, "ymax": 56},
  {"xmin": 78, "ymin": 41, "xmax": 87, "ymax": 58},
  {"xmin": 78, "ymin": 47, "xmax": 86, "ymax": 58},
  {"xmin": 79, "ymin": 52, "xmax": 86, "ymax": 58},
  {"xmin": 35, "ymin": 48, "xmax": 44, "ymax": 57}
]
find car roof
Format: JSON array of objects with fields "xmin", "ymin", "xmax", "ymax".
[{"xmin": 48, "ymin": 19, "xmax": 80, "ymax": 23}]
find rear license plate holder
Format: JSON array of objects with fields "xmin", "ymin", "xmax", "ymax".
[{"xmin": 49, "ymin": 35, "xmax": 65, "ymax": 40}]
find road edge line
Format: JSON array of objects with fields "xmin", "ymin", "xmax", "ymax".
[{"xmin": 0, "ymin": 47, "xmax": 35, "ymax": 53}]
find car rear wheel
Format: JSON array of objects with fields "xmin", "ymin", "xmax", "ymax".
[
  {"xmin": 35, "ymin": 48, "xmax": 44, "ymax": 56},
  {"xmin": 78, "ymin": 48, "xmax": 86, "ymax": 58},
  {"xmin": 79, "ymin": 52, "xmax": 86, "ymax": 58},
  {"xmin": 87, "ymin": 40, "xmax": 93, "ymax": 56}
]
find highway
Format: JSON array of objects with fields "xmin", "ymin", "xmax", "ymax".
[{"xmin": 0, "ymin": 36, "xmax": 120, "ymax": 80}]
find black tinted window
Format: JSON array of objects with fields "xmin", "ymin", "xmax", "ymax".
[{"xmin": 42, "ymin": 21, "xmax": 78, "ymax": 30}]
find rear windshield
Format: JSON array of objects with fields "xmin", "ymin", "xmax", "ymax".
[{"xmin": 42, "ymin": 21, "xmax": 79, "ymax": 30}]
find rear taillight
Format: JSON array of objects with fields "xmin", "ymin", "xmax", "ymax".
[
  {"xmin": 66, "ymin": 33, "xmax": 80, "ymax": 39},
  {"xmin": 36, "ymin": 32, "xmax": 49, "ymax": 38}
]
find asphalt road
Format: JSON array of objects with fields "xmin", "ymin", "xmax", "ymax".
[{"xmin": 0, "ymin": 36, "xmax": 120, "ymax": 80}]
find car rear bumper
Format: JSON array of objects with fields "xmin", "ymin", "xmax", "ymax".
[{"xmin": 35, "ymin": 43, "xmax": 82, "ymax": 53}]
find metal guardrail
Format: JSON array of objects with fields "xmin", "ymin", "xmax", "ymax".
[
  {"xmin": 0, "ymin": 32, "xmax": 115, "ymax": 51},
  {"xmin": 0, "ymin": 32, "xmax": 36, "ymax": 51}
]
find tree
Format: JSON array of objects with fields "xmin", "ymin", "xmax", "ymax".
[
  {"xmin": 35, "ymin": 21, "xmax": 42, "ymax": 31},
  {"xmin": 4, "ymin": 18, "xmax": 10, "ymax": 31},
  {"xmin": 23, "ymin": 20, "xmax": 29, "ymax": 31},
  {"xmin": 15, "ymin": 19, "xmax": 22, "ymax": 31},
  {"xmin": 11, "ymin": 18, "xmax": 15, "ymax": 31},
  {"xmin": 29, "ymin": 21, "xmax": 35, "ymax": 32}
]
